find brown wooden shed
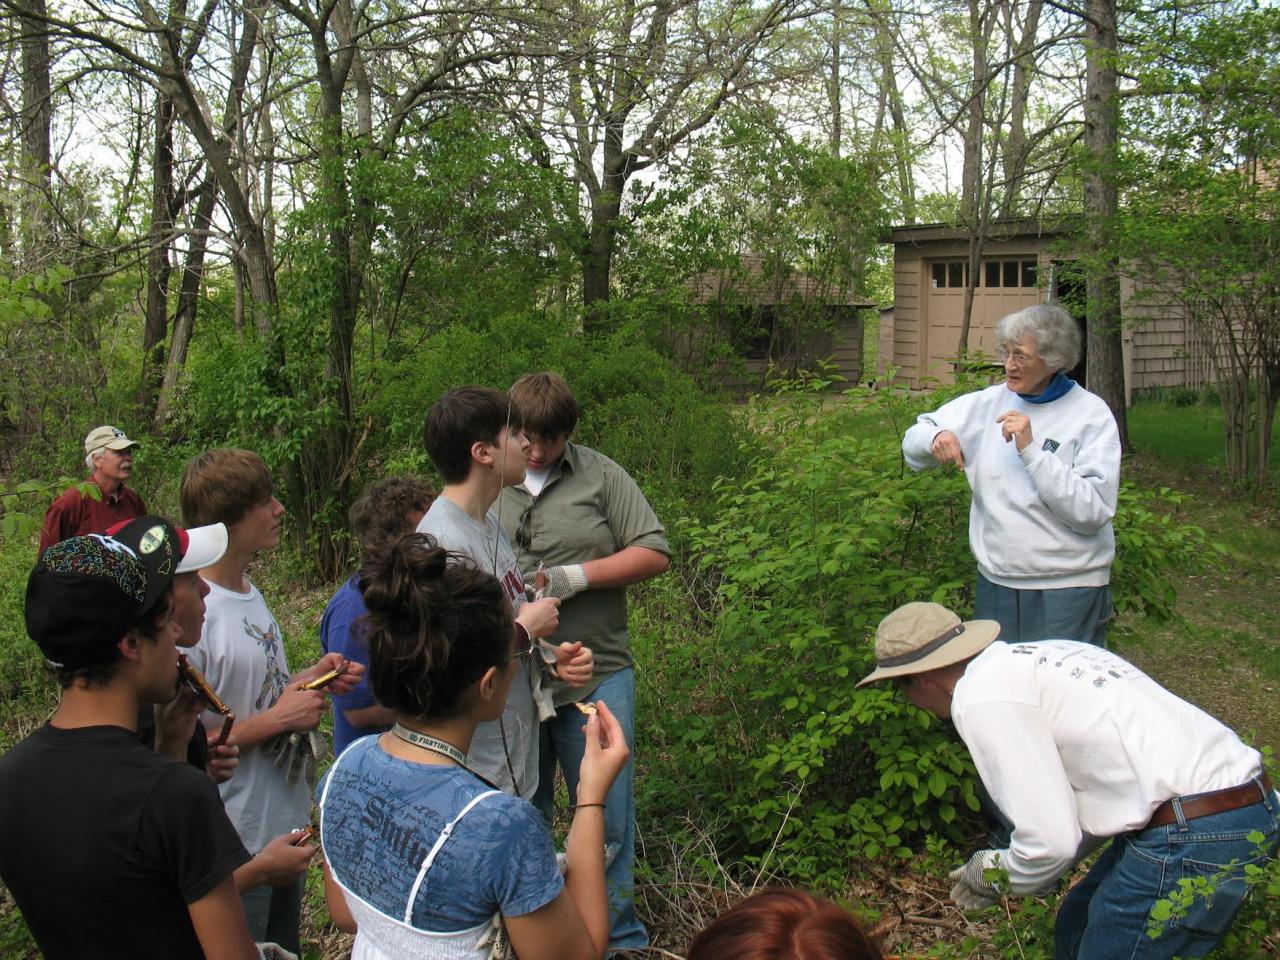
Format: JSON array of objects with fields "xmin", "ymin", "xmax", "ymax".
[
  {"xmin": 884, "ymin": 218, "xmax": 1214, "ymax": 403},
  {"xmin": 687, "ymin": 255, "xmax": 877, "ymax": 387}
]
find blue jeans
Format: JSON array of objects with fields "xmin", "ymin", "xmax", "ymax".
[
  {"xmin": 533, "ymin": 667, "xmax": 646, "ymax": 951},
  {"xmin": 973, "ymin": 577, "xmax": 1111, "ymax": 847},
  {"xmin": 1056, "ymin": 785, "xmax": 1280, "ymax": 959},
  {"xmin": 241, "ymin": 873, "xmax": 305, "ymax": 956},
  {"xmin": 975, "ymin": 573, "xmax": 1111, "ymax": 646}
]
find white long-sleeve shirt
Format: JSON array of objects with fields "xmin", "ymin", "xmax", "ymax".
[
  {"xmin": 902, "ymin": 382, "xmax": 1121, "ymax": 588},
  {"xmin": 952, "ymin": 641, "xmax": 1262, "ymax": 893}
]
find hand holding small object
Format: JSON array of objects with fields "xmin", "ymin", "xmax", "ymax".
[
  {"xmin": 517, "ymin": 596, "xmax": 560, "ymax": 639},
  {"xmin": 996, "ymin": 411, "xmax": 1034, "ymax": 452},
  {"xmin": 154, "ymin": 683, "xmax": 203, "ymax": 757},
  {"xmin": 553, "ymin": 641, "xmax": 593, "ymax": 687},
  {"xmin": 297, "ymin": 653, "xmax": 362, "ymax": 695},
  {"xmin": 576, "ymin": 699, "xmax": 629, "ymax": 807},
  {"xmin": 207, "ymin": 732, "xmax": 241, "ymax": 784},
  {"xmin": 931, "ymin": 430, "xmax": 966, "ymax": 469},
  {"xmin": 270, "ymin": 686, "xmax": 327, "ymax": 732},
  {"xmin": 177, "ymin": 654, "xmax": 235, "ymax": 746},
  {"xmin": 253, "ymin": 830, "xmax": 315, "ymax": 885}
]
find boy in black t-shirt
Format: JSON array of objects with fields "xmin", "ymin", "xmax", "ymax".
[{"xmin": 0, "ymin": 518, "xmax": 267, "ymax": 960}]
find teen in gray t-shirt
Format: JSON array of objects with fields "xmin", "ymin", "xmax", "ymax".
[{"xmin": 417, "ymin": 497, "xmax": 539, "ymax": 799}]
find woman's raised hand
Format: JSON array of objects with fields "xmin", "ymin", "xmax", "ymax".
[{"xmin": 576, "ymin": 700, "xmax": 629, "ymax": 805}]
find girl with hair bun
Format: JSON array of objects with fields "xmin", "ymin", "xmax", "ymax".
[
  {"xmin": 687, "ymin": 889, "xmax": 884, "ymax": 960},
  {"xmin": 317, "ymin": 532, "xmax": 629, "ymax": 960}
]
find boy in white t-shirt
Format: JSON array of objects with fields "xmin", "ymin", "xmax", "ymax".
[{"xmin": 181, "ymin": 448, "xmax": 366, "ymax": 955}]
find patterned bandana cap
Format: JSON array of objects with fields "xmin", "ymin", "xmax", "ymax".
[
  {"xmin": 39, "ymin": 536, "xmax": 147, "ymax": 604},
  {"xmin": 26, "ymin": 517, "xmax": 180, "ymax": 672}
]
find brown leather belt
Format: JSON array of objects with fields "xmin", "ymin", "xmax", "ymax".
[{"xmin": 1146, "ymin": 772, "xmax": 1273, "ymax": 828}]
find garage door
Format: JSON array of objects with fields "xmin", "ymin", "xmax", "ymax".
[{"xmin": 924, "ymin": 258, "xmax": 1043, "ymax": 379}]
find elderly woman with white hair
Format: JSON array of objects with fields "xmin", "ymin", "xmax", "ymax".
[{"xmin": 902, "ymin": 304, "xmax": 1121, "ymax": 646}]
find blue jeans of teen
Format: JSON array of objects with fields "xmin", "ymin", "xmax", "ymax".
[
  {"xmin": 241, "ymin": 873, "xmax": 305, "ymax": 956},
  {"xmin": 975, "ymin": 573, "xmax": 1111, "ymax": 646},
  {"xmin": 533, "ymin": 667, "xmax": 646, "ymax": 952},
  {"xmin": 1055, "ymin": 785, "xmax": 1280, "ymax": 960}
]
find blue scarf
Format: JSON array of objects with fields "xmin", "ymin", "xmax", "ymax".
[{"xmin": 1019, "ymin": 372, "xmax": 1075, "ymax": 404}]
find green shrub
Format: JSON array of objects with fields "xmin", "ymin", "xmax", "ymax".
[
  {"xmin": 362, "ymin": 310, "xmax": 749, "ymax": 526},
  {"xmin": 0, "ymin": 533, "xmax": 59, "ymax": 754},
  {"xmin": 1110, "ymin": 485, "xmax": 1225, "ymax": 636},
  {"xmin": 637, "ymin": 372, "xmax": 1223, "ymax": 891},
  {"xmin": 639, "ymin": 376, "xmax": 978, "ymax": 888}
]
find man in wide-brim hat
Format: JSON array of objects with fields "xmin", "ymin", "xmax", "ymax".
[{"xmin": 859, "ymin": 600, "xmax": 1279, "ymax": 960}]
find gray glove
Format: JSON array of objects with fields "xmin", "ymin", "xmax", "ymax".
[
  {"xmin": 527, "ymin": 644, "xmax": 558, "ymax": 722},
  {"xmin": 263, "ymin": 728, "xmax": 327, "ymax": 787},
  {"xmin": 536, "ymin": 564, "xmax": 588, "ymax": 601},
  {"xmin": 475, "ymin": 914, "xmax": 514, "ymax": 960},
  {"xmin": 948, "ymin": 848, "xmax": 1005, "ymax": 910}
]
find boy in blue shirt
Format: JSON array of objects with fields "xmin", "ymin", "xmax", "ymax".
[{"xmin": 321, "ymin": 477, "xmax": 435, "ymax": 754}]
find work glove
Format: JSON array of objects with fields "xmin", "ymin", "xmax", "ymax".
[
  {"xmin": 527, "ymin": 644, "xmax": 558, "ymax": 722},
  {"xmin": 948, "ymin": 848, "xmax": 1005, "ymax": 911},
  {"xmin": 475, "ymin": 914, "xmax": 514, "ymax": 960},
  {"xmin": 536, "ymin": 564, "xmax": 588, "ymax": 601},
  {"xmin": 263, "ymin": 727, "xmax": 327, "ymax": 787},
  {"xmin": 257, "ymin": 944, "xmax": 297, "ymax": 960}
]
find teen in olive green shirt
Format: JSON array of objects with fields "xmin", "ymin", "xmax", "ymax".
[{"xmin": 498, "ymin": 372, "xmax": 670, "ymax": 951}]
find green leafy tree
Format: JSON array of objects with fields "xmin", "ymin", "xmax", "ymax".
[{"xmin": 1120, "ymin": 6, "xmax": 1280, "ymax": 485}]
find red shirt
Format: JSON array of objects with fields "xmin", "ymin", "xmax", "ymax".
[{"xmin": 37, "ymin": 478, "xmax": 148, "ymax": 557}]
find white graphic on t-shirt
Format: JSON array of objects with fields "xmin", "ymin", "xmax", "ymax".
[{"xmin": 246, "ymin": 618, "xmax": 289, "ymax": 710}]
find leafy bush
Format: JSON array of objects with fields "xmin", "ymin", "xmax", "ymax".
[
  {"xmin": 1110, "ymin": 484, "xmax": 1225, "ymax": 636},
  {"xmin": 637, "ymin": 372, "xmax": 1223, "ymax": 890},
  {"xmin": 638, "ymin": 376, "xmax": 978, "ymax": 888},
  {"xmin": 0, "ymin": 534, "xmax": 59, "ymax": 756},
  {"xmin": 363, "ymin": 310, "xmax": 749, "ymax": 525}
]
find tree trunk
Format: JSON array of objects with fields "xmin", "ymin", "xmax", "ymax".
[
  {"xmin": 153, "ymin": 175, "xmax": 217, "ymax": 432},
  {"xmin": 828, "ymin": 0, "xmax": 841, "ymax": 156},
  {"xmin": 1082, "ymin": 0, "xmax": 1130, "ymax": 451},
  {"xmin": 1219, "ymin": 372, "xmax": 1249, "ymax": 482},
  {"xmin": 147, "ymin": 0, "xmax": 279, "ymax": 341},
  {"xmin": 959, "ymin": 0, "xmax": 987, "ymax": 232},
  {"xmin": 18, "ymin": 0, "xmax": 52, "ymax": 267},
  {"xmin": 877, "ymin": 24, "xmax": 915, "ymax": 222},
  {"xmin": 1000, "ymin": 0, "xmax": 1042, "ymax": 218},
  {"xmin": 955, "ymin": 0, "xmax": 993, "ymax": 358},
  {"xmin": 141, "ymin": 94, "xmax": 175, "ymax": 415},
  {"xmin": 1256, "ymin": 366, "xmax": 1278, "ymax": 488},
  {"xmin": 582, "ymin": 115, "xmax": 628, "ymax": 312},
  {"xmin": 583, "ymin": 190, "xmax": 622, "ymax": 309}
]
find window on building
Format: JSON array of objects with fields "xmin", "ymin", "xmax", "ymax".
[
  {"xmin": 981, "ymin": 259, "xmax": 1039, "ymax": 288},
  {"xmin": 931, "ymin": 261, "xmax": 969, "ymax": 288}
]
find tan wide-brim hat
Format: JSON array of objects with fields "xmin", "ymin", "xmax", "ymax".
[{"xmin": 856, "ymin": 601, "xmax": 1001, "ymax": 687}]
